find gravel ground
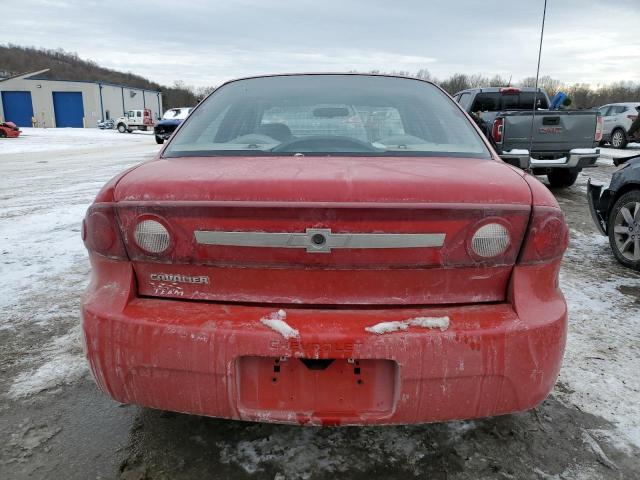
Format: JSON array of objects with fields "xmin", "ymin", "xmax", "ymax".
[{"xmin": 1, "ymin": 129, "xmax": 639, "ymax": 479}]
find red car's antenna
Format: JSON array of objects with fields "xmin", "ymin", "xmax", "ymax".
[{"xmin": 529, "ymin": 0, "xmax": 548, "ymax": 156}]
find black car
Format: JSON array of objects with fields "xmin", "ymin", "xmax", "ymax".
[
  {"xmin": 588, "ymin": 155, "xmax": 640, "ymax": 270},
  {"xmin": 154, "ymin": 107, "xmax": 193, "ymax": 144}
]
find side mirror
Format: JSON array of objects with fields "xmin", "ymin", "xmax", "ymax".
[{"xmin": 500, "ymin": 149, "xmax": 531, "ymax": 170}]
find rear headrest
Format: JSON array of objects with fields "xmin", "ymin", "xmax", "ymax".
[{"xmin": 256, "ymin": 123, "xmax": 293, "ymax": 142}]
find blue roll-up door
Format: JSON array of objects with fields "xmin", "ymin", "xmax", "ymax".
[
  {"xmin": 52, "ymin": 92, "xmax": 84, "ymax": 127},
  {"xmin": 1, "ymin": 91, "xmax": 34, "ymax": 127}
]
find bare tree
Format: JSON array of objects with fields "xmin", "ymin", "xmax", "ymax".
[
  {"xmin": 414, "ymin": 68, "xmax": 432, "ymax": 81},
  {"xmin": 519, "ymin": 75, "xmax": 561, "ymax": 97}
]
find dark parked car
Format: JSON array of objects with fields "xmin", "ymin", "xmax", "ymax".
[
  {"xmin": 154, "ymin": 107, "xmax": 193, "ymax": 144},
  {"xmin": 588, "ymin": 155, "xmax": 640, "ymax": 270}
]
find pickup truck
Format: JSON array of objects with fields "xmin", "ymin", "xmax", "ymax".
[
  {"xmin": 454, "ymin": 87, "xmax": 603, "ymax": 187},
  {"xmin": 116, "ymin": 108, "xmax": 155, "ymax": 134}
]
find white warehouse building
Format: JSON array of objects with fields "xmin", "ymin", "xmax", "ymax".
[{"xmin": 0, "ymin": 69, "xmax": 163, "ymax": 128}]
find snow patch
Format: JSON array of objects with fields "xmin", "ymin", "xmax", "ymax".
[
  {"xmin": 581, "ymin": 429, "xmax": 618, "ymax": 470},
  {"xmin": 8, "ymin": 325, "xmax": 87, "ymax": 398},
  {"xmin": 570, "ymin": 148, "xmax": 598, "ymax": 155},
  {"xmin": 409, "ymin": 316, "xmax": 451, "ymax": 330},
  {"xmin": 0, "ymin": 127, "xmax": 156, "ymax": 155},
  {"xmin": 558, "ymin": 230, "xmax": 640, "ymax": 448},
  {"xmin": 217, "ymin": 425, "xmax": 436, "ymax": 478},
  {"xmin": 365, "ymin": 316, "xmax": 449, "ymax": 334},
  {"xmin": 260, "ymin": 310, "xmax": 299, "ymax": 339},
  {"xmin": 598, "ymin": 145, "xmax": 640, "ymax": 163}
]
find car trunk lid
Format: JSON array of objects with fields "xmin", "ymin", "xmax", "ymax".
[{"xmin": 114, "ymin": 156, "xmax": 531, "ymax": 305}]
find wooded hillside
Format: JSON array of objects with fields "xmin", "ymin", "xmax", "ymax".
[{"xmin": 0, "ymin": 44, "xmax": 200, "ymax": 109}]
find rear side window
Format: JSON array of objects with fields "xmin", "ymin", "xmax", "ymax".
[
  {"xmin": 458, "ymin": 92, "xmax": 472, "ymax": 110},
  {"xmin": 165, "ymin": 75, "xmax": 491, "ymax": 159},
  {"xmin": 471, "ymin": 93, "xmax": 500, "ymax": 112},
  {"xmin": 512, "ymin": 92, "xmax": 549, "ymax": 110},
  {"xmin": 472, "ymin": 92, "xmax": 548, "ymax": 112}
]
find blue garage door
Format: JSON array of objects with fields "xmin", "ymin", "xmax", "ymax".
[
  {"xmin": 53, "ymin": 92, "xmax": 84, "ymax": 127},
  {"xmin": 1, "ymin": 91, "xmax": 34, "ymax": 127}
]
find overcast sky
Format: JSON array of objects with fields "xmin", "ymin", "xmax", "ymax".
[{"xmin": 5, "ymin": 0, "xmax": 640, "ymax": 88}]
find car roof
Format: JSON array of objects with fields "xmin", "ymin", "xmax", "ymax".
[
  {"xmin": 216, "ymin": 72, "xmax": 438, "ymax": 88},
  {"xmin": 454, "ymin": 86, "xmax": 544, "ymax": 95}
]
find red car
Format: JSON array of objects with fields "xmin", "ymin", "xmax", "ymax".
[
  {"xmin": 81, "ymin": 74, "xmax": 568, "ymax": 426},
  {"xmin": 0, "ymin": 121, "xmax": 21, "ymax": 138}
]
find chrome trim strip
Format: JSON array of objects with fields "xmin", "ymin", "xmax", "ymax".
[{"xmin": 194, "ymin": 228, "xmax": 446, "ymax": 253}]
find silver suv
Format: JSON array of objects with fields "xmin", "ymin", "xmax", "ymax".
[{"xmin": 598, "ymin": 102, "xmax": 640, "ymax": 149}]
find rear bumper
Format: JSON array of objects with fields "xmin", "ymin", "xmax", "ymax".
[
  {"xmin": 531, "ymin": 148, "xmax": 600, "ymax": 169},
  {"xmin": 587, "ymin": 178, "xmax": 608, "ymax": 235},
  {"xmin": 153, "ymin": 129, "xmax": 175, "ymax": 139},
  {"xmin": 82, "ymin": 257, "xmax": 567, "ymax": 425},
  {"xmin": 501, "ymin": 148, "xmax": 600, "ymax": 170}
]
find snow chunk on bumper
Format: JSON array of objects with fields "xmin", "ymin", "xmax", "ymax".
[
  {"xmin": 260, "ymin": 310, "xmax": 299, "ymax": 339},
  {"xmin": 365, "ymin": 316, "xmax": 450, "ymax": 335}
]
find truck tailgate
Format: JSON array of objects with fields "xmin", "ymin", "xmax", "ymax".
[{"xmin": 501, "ymin": 110, "xmax": 598, "ymax": 154}]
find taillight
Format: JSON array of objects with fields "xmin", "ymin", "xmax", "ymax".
[
  {"xmin": 595, "ymin": 116, "xmax": 604, "ymax": 142},
  {"xmin": 492, "ymin": 118, "xmax": 504, "ymax": 143},
  {"xmin": 627, "ymin": 115, "xmax": 637, "ymax": 121},
  {"xmin": 518, "ymin": 206, "xmax": 568, "ymax": 265},
  {"xmin": 82, "ymin": 203, "xmax": 127, "ymax": 260}
]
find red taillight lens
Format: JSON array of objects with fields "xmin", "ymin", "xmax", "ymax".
[
  {"xmin": 595, "ymin": 116, "xmax": 604, "ymax": 142},
  {"xmin": 492, "ymin": 118, "xmax": 504, "ymax": 143},
  {"xmin": 518, "ymin": 206, "xmax": 569, "ymax": 265},
  {"xmin": 82, "ymin": 203, "xmax": 127, "ymax": 260},
  {"xmin": 627, "ymin": 115, "xmax": 637, "ymax": 121}
]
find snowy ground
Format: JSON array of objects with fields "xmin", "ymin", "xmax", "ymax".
[
  {"xmin": 1, "ymin": 128, "xmax": 639, "ymax": 479},
  {"xmin": 597, "ymin": 143, "xmax": 640, "ymax": 165},
  {"xmin": 0, "ymin": 126, "xmax": 154, "ymax": 155}
]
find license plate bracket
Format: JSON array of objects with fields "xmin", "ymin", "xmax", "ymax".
[{"xmin": 237, "ymin": 356, "xmax": 397, "ymax": 416}]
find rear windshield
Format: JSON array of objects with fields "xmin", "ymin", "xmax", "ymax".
[
  {"xmin": 470, "ymin": 92, "xmax": 549, "ymax": 112},
  {"xmin": 164, "ymin": 75, "xmax": 490, "ymax": 159}
]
